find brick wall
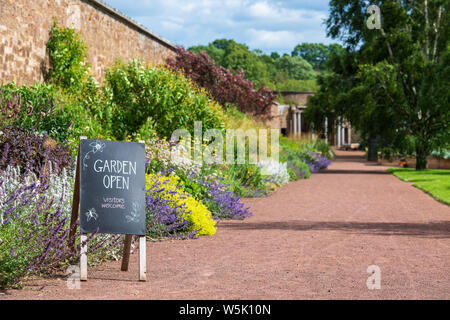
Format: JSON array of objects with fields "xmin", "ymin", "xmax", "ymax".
[
  {"xmin": 280, "ymin": 91, "xmax": 314, "ymax": 106},
  {"xmin": 0, "ymin": 0, "xmax": 176, "ymax": 85}
]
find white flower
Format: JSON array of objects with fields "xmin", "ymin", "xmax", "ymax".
[{"xmin": 258, "ymin": 160, "xmax": 290, "ymax": 186}]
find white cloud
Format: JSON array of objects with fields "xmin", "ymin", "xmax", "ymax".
[
  {"xmin": 248, "ymin": 2, "xmax": 274, "ymax": 19},
  {"xmin": 246, "ymin": 29, "xmax": 303, "ymax": 50},
  {"xmin": 104, "ymin": 0, "xmax": 338, "ymax": 54}
]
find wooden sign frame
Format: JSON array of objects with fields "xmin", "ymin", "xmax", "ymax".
[{"xmin": 69, "ymin": 137, "xmax": 147, "ymax": 282}]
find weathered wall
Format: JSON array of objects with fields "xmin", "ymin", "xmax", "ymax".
[
  {"xmin": 261, "ymin": 104, "xmax": 283, "ymax": 130},
  {"xmin": 0, "ymin": 0, "xmax": 176, "ymax": 85},
  {"xmin": 280, "ymin": 91, "xmax": 314, "ymax": 106}
]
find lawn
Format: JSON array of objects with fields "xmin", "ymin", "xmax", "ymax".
[{"xmin": 388, "ymin": 168, "xmax": 450, "ymax": 205}]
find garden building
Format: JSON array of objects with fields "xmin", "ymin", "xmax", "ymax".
[{"xmin": 269, "ymin": 91, "xmax": 357, "ymax": 147}]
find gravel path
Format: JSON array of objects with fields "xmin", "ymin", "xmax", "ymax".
[{"xmin": 3, "ymin": 150, "xmax": 450, "ymax": 299}]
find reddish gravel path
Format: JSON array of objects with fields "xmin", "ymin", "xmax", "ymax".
[{"xmin": 2, "ymin": 150, "xmax": 450, "ymax": 299}]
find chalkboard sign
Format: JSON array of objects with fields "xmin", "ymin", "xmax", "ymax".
[{"xmin": 79, "ymin": 139, "xmax": 146, "ymax": 235}]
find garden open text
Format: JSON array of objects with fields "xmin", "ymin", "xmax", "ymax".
[{"xmin": 93, "ymin": 159, "xmax": 137, "ymax": 190}]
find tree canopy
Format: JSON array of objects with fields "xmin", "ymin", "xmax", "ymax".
[
  {"xmin": 189, "ymin": 39, "xmax": 323, "ymax": 92},
  {"xmin": 305, "ymin": 0, "xmax": 450, "ymax": 169},
  {"xmin": 291, "ymin": 43, "xmax": 344, "ymax": 71}
]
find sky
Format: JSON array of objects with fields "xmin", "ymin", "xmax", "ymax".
[{"xmin": 105, "ymin": 0, "xmax": 336, "ymax": 55}]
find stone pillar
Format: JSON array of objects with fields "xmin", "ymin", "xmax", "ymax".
[
  {"xmin": 292, "ymin": 112, "xmax": 297, "ymax": 136},
  {"xmin": 298, "ymin": 112, "xmax": 302, "ymax": 138},
  {"xmin": 342, "ymin": 124, "xmax": 346, "ymax": 145},
  {"xmin": 348, "ymin": 123, "xmax": 351, "ymax": 144},
  {"xmin": 337, "ymin": 118, "xmax": 341, "ymax": 146},
  {"xmin": 324, "ymin": 117, "xmax": 328, "ymax": 142}
]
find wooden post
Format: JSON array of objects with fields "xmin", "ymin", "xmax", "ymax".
[
  {"xmin": 120, "ymin": 140, "xmax": 146, "ymax": 281},
  {"xmin": 69, "ymin": 136, "xmax": 87, "ymax": 252},
  {"xmin": 80, "ymin": 234, "xmax": 88, "ymax": 281},
  {"xmin": 121, "ymin": 234, "xmax": 133, "ymax": 271},
  {"xmin": 139, "ymin": 236, "xmax": 147, "ymax": 281}
]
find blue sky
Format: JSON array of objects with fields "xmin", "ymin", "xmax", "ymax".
[{"xmin": 105, "ymin": 0, "xmax": 335, "ymax": 54}]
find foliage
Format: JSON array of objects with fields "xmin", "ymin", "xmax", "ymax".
[
  {"xmin": 388, "ymin": 168, "xmax": 450, "ymax": 205},
  {"xmin": 144, "ymin": 138, "xmax": 253, "ymax": 219},
  {"xmin": 221, "ymin": 41, "xmax": 271, "ymax": 85},
  {"xmin": 190, "ymin": 39, "xmax": 271, "ymax": 86},
  {"xmin": 188, "ymin": 39, "xmax": 322, "ymax": 92},
  {"xmin": 145, "ymin": 173, "xmax": 217, "ymax": 238},
  {"xmin": 279, "ymin": 136, "xmax": 331, "ymax": 177},
  {"xmin": 308, "ymin": 0, "xmax": 450, "ymax": 170},
  {"xmin": 303, "ymin": 151, "xmax": 332, "ymax": 173},
  {"xmin": 292, "ymin": 43, "xmax": 344, "ymax": 71},
  {"xmin": 0, "ymin": 126, "xmax": 72, "ymax": 176},
  {"xmin": 46, "ymin": 21, "xmax": 91, "ymax": 92},
  {"xmin": 311, "ymin": 139, "xmax": 335, "ymax": 160},
  {"xmin": 287, "ymin": 159, "xmax": 311, "ymax": 180},
  {"xmin": 104, "ymin": 59, "xmax": 224, "ymax": 140},
  {"xmin": 0, "ymin": 165, "xmax": 122, "ymax": 289},
  {"xmin": 257, "ymin": 160, "xmax": 290, "ymax": 186},
  {"xmin": 221, "ymin": 163, "xmax": 269, "ymax": 198},
  {"xmin": 287, "ymin": 166, "xmax": 298, "ymax": 181},
  {"xmin": 167, "ymin": 46, "xmax": 276, "ymax": 117},
  {"xmin": 274, "ymin": 79, "xmax": 318, "ymax": 93},
  {"xmin": 431, "ymin": 148, "xmax": 450, "ymax": 160},
  {"xmin": 198, "ymin": 177, "xmax": 252, "ymax": 220},
  {"xmin": 0, "ymin": 83, "xmax": 73, "ymax": 141},
  {"xmin": 275, "ymin": 55, "xmax": 316, "ymax": 80}
]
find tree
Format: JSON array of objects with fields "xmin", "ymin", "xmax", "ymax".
[
  {"xmin": 270, "ymin": 52, "xmax": 281, "ymax": 60},
  {"xmin": 189, "ymin": 44, "xmax": 225, "ymax": 65},
  {"xmin": 188, "ymin": 39, "xmax": 322, "ymax": 93},
  {"xmin": 307, "ymin": 0, "xmax": 450, "ymax": 170},
  {"xmin": 222, "ymin": 41, "xmax": 269, "ymax": 85},
  {"xmin": 275, "ymin": 55, "xmax": 316, "ymax": 81},
  {"xmin": 190, "ymin": 39, "xmax": 270, "ymax": 85},
  {"xmin": 167, "ymin": 47, "xmax": 275, "ymax": 117},
  {"xmin": 292, "ymin": 43, "xmax": 344, "ymax": 71}
]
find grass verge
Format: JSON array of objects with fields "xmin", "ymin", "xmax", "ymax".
[{"xmin": 388, "ymin": 168, "xmax": 450, "ymax": 205}]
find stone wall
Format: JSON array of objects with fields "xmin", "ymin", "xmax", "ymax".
[
  {"xmin": 0, "ymin": 0, "xmax": 176, "ymax": 85},
  {"xmin": 260, "ymin": 104, "xmax": 282, "ymax": 129},
  {"xmin": 280, "ymin": 91, "xmax": 314, "ymax": 106}
]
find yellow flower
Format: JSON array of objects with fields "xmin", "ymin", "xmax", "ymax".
[{"xmin": 145, "ymin": 173, "xmax": 217, "ymax": 236}]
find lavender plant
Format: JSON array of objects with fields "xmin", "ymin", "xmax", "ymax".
[
  {"xmin": 145, "ymin": 137, "xmax": 255, "ymax": 220},
  {"xmin": 305, "ymin": 151, "xmax": 332, "ymax": 173},
  {"xmin": 145, "ymin": 173, "xmax": 197, "ymax": 239},
  {"xmin": 198, "ymin": 177, "xmax": 252, "ymax": 220},
  {"xmin": 0, "ymin": 153, "xmax": 121, "ymax": 289}
]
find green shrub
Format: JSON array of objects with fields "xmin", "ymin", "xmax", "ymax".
[
  {"xmin": 222, "ymin": 163, "xmax": 268, "ymax": 197},
  {"xmin": 0, "ymin": 83, "xmax": 72, "ymax": 141},
  {"xmin": 288, "ymin": 159, "xmax": 311, "ymax": 179},
  {"xmin": 46, "ymin": 21, "xmax": 90, "ymax": 92},
  {"xmin": 104, "ymin": 59, "xmax": 224, "ymax": 140},
  {"xmin": 287, "ymin": 166, "xmax": 298, "ymax": 181},
  {"xmin": 312, "ymin": 139, "xmax": 334, "ymax": 160}
]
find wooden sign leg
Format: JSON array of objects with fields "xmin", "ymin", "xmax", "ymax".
[
  {"xmin": 121, "ymin": 234, "xmax": 133, "ymax": 271},
  {"xmin": 139, "ymin": 236, "xmax": 147, "ymax": 282},
  {"xmin": 80, "ymin": 234, "xmax": 88, "ymax": 281},
  {"xmin": 69, "ymin": 136, "xmax": 87, "ymax": 253}
]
